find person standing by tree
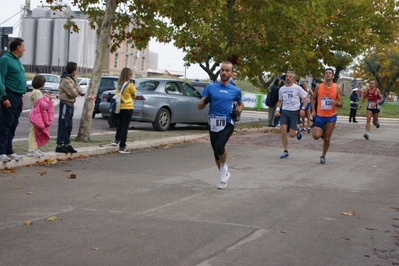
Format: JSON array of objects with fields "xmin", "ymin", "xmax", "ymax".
[
  {"xmin": 311, "ymin": 68, "xmax": 343, "ymax": 164},
  {"xmin": 275, "ymin": 71, "xmax": 309, "ymax": 159},
  {"xmin": 349, "ymin": 88, "xmax": 359, "ymax": 123},
  {"xmin": 358, "ymin": 80, "xmax": 383, "ymax": 140},
  {"xmin": 0, "ymin": 38, "xmax": 26, "ymax": 162},
  {"xmin": 198, "ymin": 61, "xmax": 244, "ymax": 189},
  {"xmin": 55, "ymin": 62, "xmax": 82, "ymax": 153},
  {"xmin": 266, "ymin": 78, "xmax": 280, "ymax": 127},
  {"xmin": 111, "ymin": 68, "xmax": 137, "ymax": 154}
]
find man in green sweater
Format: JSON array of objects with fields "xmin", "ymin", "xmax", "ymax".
[{"xmin": 0, "ymin": 38, "xmax": 26, "ymax": 162}]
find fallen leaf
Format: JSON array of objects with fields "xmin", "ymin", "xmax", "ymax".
[
  {"xmin": 2, "ymin": 167, "xmax": 17, "ymax": 173},
  {"xmin": 17, "ymin": 186, "xmax": 21, "ymax": 189},
  {"xmin": 342, "ymin": 210, "xmax": 356, "ymax": 216},
  {"xmin": 63, "ymin": 170, "xmax": 73, "ymax": 172},
  {"xmin": 26, "ymin": 192, "xmax": 32, "ymax": 195},
  {"xmin": 24, "ymin": 220, "xmax": 33, "ymax": 225},
  {"xmin": 68, "ymin": 173, "xmax": 77, "ymax": 179},
  {"xmin": 47, "ymin": 216, "xmax": 57, "ymax": 221},
  {"xmin": 340, "ymin": 237, "xmax": 350, "ymax": 241},
  {"xmin": 39, "ymin": 171, "xmax": 47, "ymax": 176},
  {"xmin": 92, "ymin": 247, "xmax": 100, "ymax": 251},
  {"xmin": 391, "ymin": 207, "xmax": 399, "ymax": 211},
  {"xmin": 280, "ymin": 230, "xmax": 287, "ymax": 234}
]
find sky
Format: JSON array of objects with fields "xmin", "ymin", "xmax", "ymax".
[{"xmin": 0, "ymin": 0, "xmax": 209, "ymax": 80}]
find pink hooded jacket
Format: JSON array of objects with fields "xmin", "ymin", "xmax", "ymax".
[{"xmin": 29, "ymin": 97, "xmax": 55, "ymax": 148}]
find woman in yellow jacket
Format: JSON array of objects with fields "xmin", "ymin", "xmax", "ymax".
[{"xmin": 112, "ymin": 68, "xmax": 137, "ymax": 153}]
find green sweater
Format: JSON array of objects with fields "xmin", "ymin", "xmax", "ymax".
[{"xmin": 0, "ymin": 51, "xmax": 26, "ymax": 100}]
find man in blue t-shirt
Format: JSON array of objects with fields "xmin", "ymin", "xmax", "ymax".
[{"xmin": 198, "ymin": 61, "xmax": 244, "ymax": 189}]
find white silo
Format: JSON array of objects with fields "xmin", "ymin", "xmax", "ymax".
[
  {"xmin": 20, "ymin": 18, "xmax": 37, "ymax": 72},
  {"xmin": 84, "ymin": 21, "xmax": 97, "ymax": 70},
  {"xmin": 51, "ymin": 19, "xmax": 69, "ymax": 71},
  {"xmin": 68, "ymin": 19, "xmax": 86, "ymax": 68},
  {"xmin": 32, "ymin": 7, "xmax": 51, "ymax": 18},
  {"xmin": 35, "ymin": 18, "xmax": 54, "ymax": 72}
]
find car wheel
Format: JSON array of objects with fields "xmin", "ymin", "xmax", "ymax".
[{"xmin": 152, "ymin": 108, "xmax": 171, "ymax": 131}]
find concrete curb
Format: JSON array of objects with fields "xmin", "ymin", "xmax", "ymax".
[{"xmin": 2, "ymin": 134, "xmax": 208, "ymax": 169}]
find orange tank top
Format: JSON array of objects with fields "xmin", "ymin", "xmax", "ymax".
[{"xmin": 317, "ymin": 83, "xmax": 338, "ymax": 117}]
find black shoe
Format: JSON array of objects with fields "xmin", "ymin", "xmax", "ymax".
[
  {"xmin": 267, "ymin": 124, "xmax": 276, "ymax": 127},
  {"xmin": 349, "ymin": 120, "xmax": 351, "ymax": 123},
  {"xmin": 55, "ymin": 146, "xmax": 69, "ymax": 153},
  {"xmin": 65, "ymin": 145, "xmax": 77, "ymax": 153},
  {"xmin": 353, "ymin": 121, "xmax": 358, "ymax": 123}
]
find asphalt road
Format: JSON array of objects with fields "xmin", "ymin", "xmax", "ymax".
[{"xmin": 1, "ymin": 121, "xmax": 399, "ymax": 265}]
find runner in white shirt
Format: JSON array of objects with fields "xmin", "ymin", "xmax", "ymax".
[{"xmin": 275, "ymin": 71, "xmax": 309, "ymax": 159}]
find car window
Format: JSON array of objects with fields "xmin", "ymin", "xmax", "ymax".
[
  {"xmin": 99, "ymin": 78, "xmax": 118, "ymax": 89},
  {"xmin": 181, "ymin": 82, "xmax": 201, "ymax": 97},
  {"xmin": 137, "ymin": 81, "xmax": 159, "ymax": 91},
  {"xmin": 165, "ymin": 82, "xmax": 183, "ymax": 95}
]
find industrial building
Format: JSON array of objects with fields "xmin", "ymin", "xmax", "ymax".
[{"xmin": 17, "ymin": 6, "xmax": 153, "ymax": 77}]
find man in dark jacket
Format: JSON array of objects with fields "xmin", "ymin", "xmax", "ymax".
[
  {"xmin": 349, "ymin": 88, "xmax": 359, "ymax": 123},
  {"xmin": 266, "ymin": 79, "xmax": 280, "ymax": 127},
  {"xmin": 0, "ymin": 38, "xmax": 26, "ymax": 162}
]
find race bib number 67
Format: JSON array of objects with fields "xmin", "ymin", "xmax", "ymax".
[{"xmin": 209, "ymin": 115, "xmax": 227, "ymax": 132}]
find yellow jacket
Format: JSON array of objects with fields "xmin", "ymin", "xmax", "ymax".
[{"xmin": 117, "ymin": 82, "xmax": 137, "ymax": 110}]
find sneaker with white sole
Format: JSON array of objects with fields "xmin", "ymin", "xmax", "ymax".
[
  {"xmin": 111, "ymin": 139, "xmax": 119, "ymax": 146},
  {"xmin": 8, "ymin": 153, "xmax": 23, "ymax": 161},
  {"xmin": 1, "ymin": 154, "xmax": 11, "ymax": 162},
  {"xmin": 280, "ymin": 152, "xmax": 289, "ymax": 159},
  {"xmin": 27, "ymin": 150, "xmax": 42, "ymax": 157},
  {"xmin": 118, "ymin": 148, "xmax": 130, "ymax": 154},
  {"xmin": 363, "ymin": 132, "xmax": 369, "ymax": 140},
  {"xmin": 35, "ymin": 149, "xmax": 44, "ymax": 156},
  {"xmin": 218, "ymin": 172, "xmax": 231, "ymax": 190}
]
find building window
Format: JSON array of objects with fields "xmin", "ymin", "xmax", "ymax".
[
  {"xmin": 125, "ymin": 55, "xmax": 129, "ymax": 67},
  {"xmin": 114, "ymin": 54, "xmax": 119, "ymax": 68},
  {"xmin": 141, "ymin": 57, "xmax": 145, "ymax": 71}
]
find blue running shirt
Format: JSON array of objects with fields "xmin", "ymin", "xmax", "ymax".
[{"xmin": 202, "ymin": 82, "xmax": 242, "ymax": 125}]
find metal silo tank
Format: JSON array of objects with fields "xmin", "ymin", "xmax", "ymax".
[
  {"xmin": 68, "ymin": 19, "xmax": 86, "ymax": 68},
  {"xmin": 85, "ymin": 22, "xmax": 97, "ymax": 71},
  {"xmin": 35, "ymin": 18, "xmax": 54, "ymax": 72},
  {"xmin": 51, "ymin": 19, "xmax": 69, "ymax": 70},
  {"xmin": 32, "ymin": 7, "xmax": 51, "ymax": 18},
  {"xmin": 20, "ymin": 18, "xmax": 37, "ymax": 70}
]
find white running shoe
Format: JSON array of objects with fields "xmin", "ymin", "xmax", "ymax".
[
  {"xmin": 218, "ymin": 173, "xmax": 231, "ymax": 190},
  {"xmin": 1, "ymin": 154, "xmax": 11, "ymax": 162},
  {"xmin": 35, "ymin": 149, "xmax": 44, "ymax": 156},
  {"xmin": 27, "ymin": 150, "xmax": 41, "ymax": 157},
  {"xmin": 8, "ymin": 153, "xmax": 23, "ymax": 161}
]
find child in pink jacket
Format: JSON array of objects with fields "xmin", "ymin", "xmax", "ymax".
[{"xmin": 27, "ymin": 75, "xmax": 54, "ymax": 157}]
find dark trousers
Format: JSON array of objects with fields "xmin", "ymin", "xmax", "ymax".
[
  {"xmin": 56, "ymin": 101, "xmax": 74, "ymax": 145},
  {"xmin": 115, "ymin": 109, "xmax": 133, "ymax": 149},
  {"xmin": 0, "ymin": 91, "xmax": 22, "ymax": 154},
  {"xmin": 209, "ymin": 123, "xmax": 234, "ymax": 160},
  {"xmin": 349, "ymin": 108, "xmax": 357, "ymax": 122}
]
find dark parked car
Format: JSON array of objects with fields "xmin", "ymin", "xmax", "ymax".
[
  {"xmin": 93, "ymin": 76, "xmax": 119, "ymax": 118},
  {"xmin": 99, "ymin": 78, "xmax": 209, "ymax": 131}
]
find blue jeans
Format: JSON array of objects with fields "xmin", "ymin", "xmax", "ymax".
[
  {"xmin": 115, "ymin": 109, "xmax": 133, "ymax": 149},
  {"xmin": 0, "ymin": 91, "xmax": 23, "ymax": 154},
  {"xmin": 56, "ymin": 101, "xmax": 74, "ymax": 145}
]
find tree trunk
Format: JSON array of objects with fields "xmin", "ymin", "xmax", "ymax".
[{"xmin": 76, "ymin": 0, "xmax": 117, "ymax": 142}]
